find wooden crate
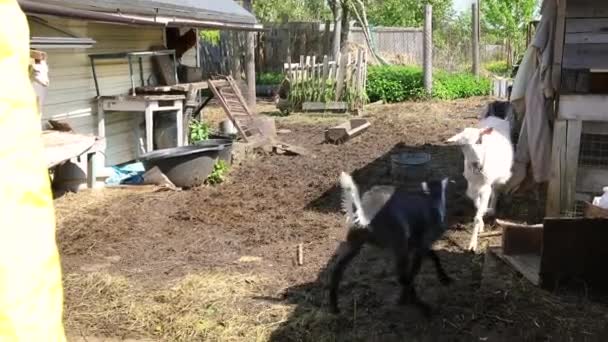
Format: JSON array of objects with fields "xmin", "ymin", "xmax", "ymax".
[{"xmin": 492, "ymin": 218, "xmax": 608, "ymax": 291}]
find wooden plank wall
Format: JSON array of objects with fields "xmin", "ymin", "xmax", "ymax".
[{"xmin": 29, "ymin": 16, "xmax": 165, "ymax": 166}]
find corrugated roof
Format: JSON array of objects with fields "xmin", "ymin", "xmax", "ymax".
[{"xmin": 29, "ymin": 0, "xmax": 257, "ymax": 26}]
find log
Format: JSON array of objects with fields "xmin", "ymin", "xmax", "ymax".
[{"xmin": 495, "ymin": 218, "xmax": 543, "ymax": 229}]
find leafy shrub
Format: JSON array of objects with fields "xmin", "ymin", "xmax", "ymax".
[
  {"xmin": 256, "ymin": 72, "xmax": 284, "ymax": 85},
  {"xmin": 433, "ymin": 72, "xmax": 492, "ymax": 100},
  {"xmin": 484, "ymin": 60, "xmax": 510, "ymax": 77},
  {"xmin": 366, "ymin": 65, "xmax": 426, "ymax": 103},
  {"xmin": 189, "ymin": 119, "xmax": 210, "ymax": 142},
  {"xmin": 366, "ymin": 65, "xmax": 491, "ymax": 103},
  {"xmin": 199, "ymin": 30, "xmax": 220, "ymax": 46},
  {"xmin": 207, "ymin": 160, "xmax": 229, "ymax": 185}
]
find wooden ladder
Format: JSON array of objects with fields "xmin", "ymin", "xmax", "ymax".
[{"xmin": 207, "ymin": 76, "xmax": 263, "ymax": 142}]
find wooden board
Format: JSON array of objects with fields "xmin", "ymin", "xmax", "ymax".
[
  {"xmin": 502, "ymin": 225, "xmax": 543, "ymax": 256},
  {"xmin": 490, "ymin": 247, "xmax": 541, "ymax": 286},
  {"xmin": 541, "ymin": 218, "xmax": 608, "ymax": 291},
  {"xmin": 325, "ymin": 118, "xmax": 371, "ymax": 144},
  {"xmin": 301, "ymin": 101, "xmax": 348, "ymax": 112},
  {"xmin": 42, "ymin": 131, "xmax": 97, "ymax": 168}
]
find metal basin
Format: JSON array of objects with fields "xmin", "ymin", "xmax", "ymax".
[
  {"xmin": 139, "ymin": 141, "xmax": 233, "ymax": 188},
  {"xmin": 390, "ymin": 152, "xmax": 431, "ymax": 180}
]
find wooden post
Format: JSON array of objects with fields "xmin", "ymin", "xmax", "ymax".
[
  {"xmin": 423, "ymin": 4, "xmax": 433, "ymax": 95},
  {"xmin": 230, "ymin": 31, "xmax": 242, "ymax": 81},
  {"xmin": 332, "ymin": 4, "xmax": 343, "ymax": 60},
  {"xmin": 472, "ymin": 2, "xmax": 480, "ymax": 77},
  {"xmin": 243, "ymin": 0, "xmax": 256, "ymax": 109},
  {"xmin": 324, "ymin": 20, "xmax": 332, "ymax": 56}
]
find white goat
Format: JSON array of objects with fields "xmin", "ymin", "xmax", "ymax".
[{"xmin": 446, "ymin": 116, "xmax": 513, "ymax": 251}]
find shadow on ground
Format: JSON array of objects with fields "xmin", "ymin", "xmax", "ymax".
[{"xmin": 306, "ymin": 142, "xmax": 475, "ymax": 222}]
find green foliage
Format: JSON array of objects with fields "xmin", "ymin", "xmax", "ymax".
[
  {"xmin": 256, "ymin": 72, "xmax": 284, "ymax": 85},
  {"xmin": 366, "ymin": 65, "xmax": 425, "ymax": 103},
  {"xmin": 433, "ymin": 72, "xmax": 491, "ymax": 100},
  {"xmin": 366, "ymin": 65, "xmax": 491, "ymax": 102},
  {"xmin": 287, "ymin": 77, "xmax": 367, "ymax": 111},
  {"xmin": 207, "ymin": 160, "xmax": 229, "ymax": 185},
  {"xmin": 481, "ymin": 0, "xmax": 539, "ymax": 63},
  {"xmin": 253, "ymin": 0, "xmax": 331, "ymax": 23},
  {"xmin": 199, "ymin": 30, "xmax": 220, "ymax": 46},
  {"xmin": 189, "ymin": 119, "xmax": 210, "ymax": 143},
  {"xmin": 367, "ymin": 0, "xmax": 454, "ymax": 28},
  {"xmin": 484, "ymin": 60, "xmax": 510, "ymax": 76}
]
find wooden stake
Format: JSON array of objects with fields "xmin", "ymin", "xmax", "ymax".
[
  {"xmin": 423, "ymin": 4, "xmax": 433, "ymax": 95},
  {"xmin": 297, "ymin": 243, "xmax": 304, "ymax": 265}
]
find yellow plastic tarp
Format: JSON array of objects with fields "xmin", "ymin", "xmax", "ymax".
[{"xmin": 0, "ymin": 0, "xmax": 66, "ymax": 341}]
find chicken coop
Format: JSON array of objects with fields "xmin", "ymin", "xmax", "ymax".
[{"xmin": 546, "ymin": 0, "xmax": 608, "ymax": 218}]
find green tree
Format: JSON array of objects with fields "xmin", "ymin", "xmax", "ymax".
[
  {"xmin": 252, "ymin": 0, "xmax": 331, "ymax": 23},
  {"xmin": 481, "ymin": 0, "xmax": 539, "ymax": 67},
  {"xmin": 366, "ymin": 0, "xmax": 453, "ymax": 28}
]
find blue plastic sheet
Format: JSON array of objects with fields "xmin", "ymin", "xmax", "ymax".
[{"xmin": 105, "ymin": 162, "xmax": 146, "ymax": 185}]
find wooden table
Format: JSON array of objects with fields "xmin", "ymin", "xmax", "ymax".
[
  {"xmin": 97, "ymin": 94, "xmax": 186, "ymax": 154},
  {"xmin": 42, "ymin": 130, "xmax": 105, "ymax": 188}
]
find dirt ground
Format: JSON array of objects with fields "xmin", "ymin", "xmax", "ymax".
[{"xmin": 55, "ymin": 97, "xmax": 608, "ymax": 341}]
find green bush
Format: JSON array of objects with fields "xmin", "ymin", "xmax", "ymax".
[
  {"xmin": 366, "ymin": 65, "xmax": 491, "ymax": 103},
  {"xmin": 366, "ymin": 65, "xmax": 425, "ymax": 103},
  {"xmin": 256, "ymin": 72, "xmax": 284, "ymax": 85},
  {"xmin": 433, "ymin": 72, "xmax": 492, "ymax": 100},
  {"xmin": 484, "ymin": 60, "xmax": 510, "ymax": 77}
]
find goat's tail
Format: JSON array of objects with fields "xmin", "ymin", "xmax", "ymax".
[{"xmin": 339, "ymin": 172, "xmax": 369, "ymax": 227}]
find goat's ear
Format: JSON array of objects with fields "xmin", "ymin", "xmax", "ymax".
[
  {"xmin": 446, "ymin": 132, "xmax": 463, "ymax": 144},
  {"xmin": 480, "ymin": 127, "xmax": 494, "ymax": 136},
  {"xmin": 421, "ymin": 181, "xmax": 429, "ymax": 193}
]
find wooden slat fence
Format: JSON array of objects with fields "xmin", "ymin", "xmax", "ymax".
[{"xmin": 282, "ymin": 48, "xmax": 368, "ymax": 111}]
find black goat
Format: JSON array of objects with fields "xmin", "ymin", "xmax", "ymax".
[{"xmin": 329, "ymin": 172, "xmax": 452, "ymax": 317}]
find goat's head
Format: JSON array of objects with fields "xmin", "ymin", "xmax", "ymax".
[{"xmin": 446, "ymin": 127, "xmax": 494, "ymax": 145}]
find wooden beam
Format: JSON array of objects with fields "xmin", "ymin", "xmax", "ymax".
[
  {"xmin": 551, "ymin": 0, "xmax": 567, "ymax": 93},
  {"xmin": 546, "ymin": 120, "xmax": 568, "ymax": 217},
  {"xmin": 564, "ymin": 120, "xmax": 582, "ymax": 212},
  {"xmin": 559, "ymin": 95, "xmax": 608, "ymax": 121}
]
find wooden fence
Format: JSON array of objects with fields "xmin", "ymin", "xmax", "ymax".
[
  {"xmin": 282, "ymin": 48, "xmax": 368, "ymax": 111},
  {"xmin": 255, "ymin": 22, "xmax": 423, "ymax": 72}
]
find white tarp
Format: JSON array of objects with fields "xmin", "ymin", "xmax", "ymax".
[{"xmin": 507, "ymin": 0, "xmax": 556, "ymax": 191}]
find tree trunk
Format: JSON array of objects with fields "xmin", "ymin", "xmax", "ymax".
[
  {"xmin": 340, "ymin": 2, "xmax": 350, "ymax": 50},
  {"xmin": 332, "ymin": 1, "xmax": 343, "ymax": 60}
]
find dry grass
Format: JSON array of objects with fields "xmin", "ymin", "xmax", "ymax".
[{"xmin": 64, "ymin": 271, "xmax": 294, "ymax": 342}]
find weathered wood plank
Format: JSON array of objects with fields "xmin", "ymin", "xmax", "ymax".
[
  {"xmin": 541, "ymin": 218, "xmax": 608, "ymax": 291},
  {"xmin": 546, "ymin": 120, "xmax": 568, "ymax": 217},
  {"xmin": 564, "ymin": 120, "xmax": 582, "ymax": 212},
  {"xmin": 559, "ymin": 95, "xmax": 608, "ymax": 121}
]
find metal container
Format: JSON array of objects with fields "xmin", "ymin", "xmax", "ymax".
[
  {"xmin": 390, "ymin": 152, "xmax": 431, "ymax": 181},
  {"xmin": 219, "ymin": 119, "xmax": 237, "ymax": 136},
  {"xmin": 139, "ymin": 141, "xmax": 232, "ymax": 188}
]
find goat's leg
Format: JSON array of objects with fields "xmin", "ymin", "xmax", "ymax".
[
  {"xmin": 397, "ymin": 249, "xmax": 431, "ymax": 317},
  {"xmin": 469, "ymin": 184, "xmax": 492, "ymax": 251},
  {"xmin": 328, "ymin": 232, "xmax": 365, "ymax": 314},
  {"xmin": 427, "ymin": 250, "xmax": 452, "ymax": 285},
  {"xmin": 486, "ymin": 187, "xmax": 498, "ymax": 217}
]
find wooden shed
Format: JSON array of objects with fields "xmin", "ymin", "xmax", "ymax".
[
  {"xmin": 492, "ymin": 0, "xmax": 608, "ymax": 292},
  {"xmin": 19, "ymin": 0, "xmax": 261, "ymax": 189},
  {"xmin": 546, "ymin": 0, "xmax": 608, "ymax": 217}
]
